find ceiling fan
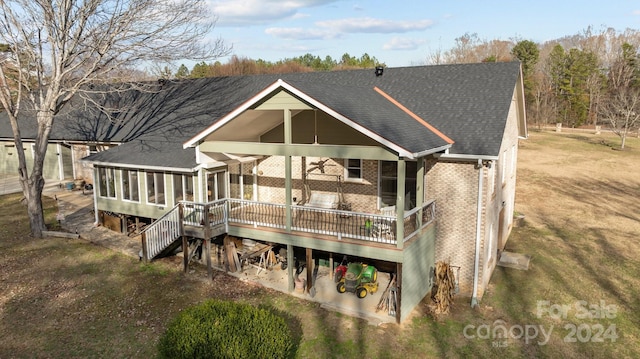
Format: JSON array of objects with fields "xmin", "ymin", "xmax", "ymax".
[{"xmin": 307, "ymin": 158, "xmax": 335, "ymax": 173}]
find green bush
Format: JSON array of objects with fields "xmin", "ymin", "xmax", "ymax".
[{"xmin": 157, "ymin": 299, "xmax": 294, "ymax": 359}]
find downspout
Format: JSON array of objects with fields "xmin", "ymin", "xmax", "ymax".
[
  {"xmin": 471, "ymin": 159, "xmax": 483, "ymax": 307},
  {"xmin": 92, "ymin": 167, "xmax": 99, "ymax": 225}
]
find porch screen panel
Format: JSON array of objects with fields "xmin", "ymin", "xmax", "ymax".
[
  {"xmin": 380, "ymin": 161, "xmax": 397, "ymax": 207},
  {"xmin": 229, "ymin": 164, "xmax": 240, "ymax": 199},
  {"xmin": 207, "ymin": 171, "xmax": 227, "ymax": 201},
  {"xmin": 216, "ymin": 171, "xmax": 226, "ymax": 200},
  {"xmin": 380, "ymin": 161, "xmax": 417, "ymax": 208},
  {"xmin": 242, "ymin": 162, "xmax": 254, "ymax": 200}
]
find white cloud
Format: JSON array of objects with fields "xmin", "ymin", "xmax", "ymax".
[
  {"xmin": 316, "ymin": 17, "xmax": 433, "ymax": 34},
  {"xmin": 265, "ymin": 27, "xmax": 339, "ymax": 40},
  {"xmin": 210, "ymin": 0, "xmax": 340, "ymax": 26},
  {"xmin": 383, "ymin": 37, "xmax": 426, "ymax": 51},
  {"xmin": 265, "ymin": 17, "xmax": 434, "ymax": 41}
]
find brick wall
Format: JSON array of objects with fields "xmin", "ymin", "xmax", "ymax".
[
  {"xmin": 255, "ymin": 156, "xmax": 380, "ymax": 213},
  {"xmin": 426, "ymin": 159, "xmax": 480, "ymax": 295}
]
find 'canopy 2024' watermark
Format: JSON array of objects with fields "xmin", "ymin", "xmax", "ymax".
[{"xmin": 463, "ymin": 300, "xmax": 618, "ymax": 347}]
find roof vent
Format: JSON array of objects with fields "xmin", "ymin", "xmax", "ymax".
[{"xmin": 375, "ymin": 66, "xmax": 384, "ymax": 77}]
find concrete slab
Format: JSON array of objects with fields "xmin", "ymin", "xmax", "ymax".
[
  {"xmin": 0, "ymin": 174, "xmax": 69, "ymax": 196},
  {"xmin": 497, "ymin": 251, "xmax": 531, "ymax": 270},
  {"xmin": 229, "ymin": 263, "xmax": 397, "ymax": 325}
]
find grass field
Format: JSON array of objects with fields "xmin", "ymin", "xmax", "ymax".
[{"xmin": 0, "ymin": 130, "xmax": 638, "ymax": 358}]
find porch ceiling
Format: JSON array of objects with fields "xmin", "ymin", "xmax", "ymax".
[{"xmin": 205, "ymin": 109, "xmax": 302, "ymax": 142}]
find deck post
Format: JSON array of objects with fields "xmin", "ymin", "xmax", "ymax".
[
  {"xmin": 396, "ymin": 263, "xmax": 402, "ymax": 324},
  {"xmin": 416, "ymin": 158, "xmax": 425, "ymax": 229},
  {"xmin": 178, "ymin": 204, "xmax": 189, "ymax": 274},
  {"xmin": 396, "ymin": 159, "xmax": 406, "ymax": 249},
  {"xmin": 306, "ymin": 248, "xmax": 313, "ymax": 293},
  {"xmin": 141, "ymin": 232, "xmax": 148, "ymax": 262},
  {"xmin": 329, "ymin": 253, "xmax": 334, "ymax": 280},
  {"xmin": 203, "ymin": 203, "xmax": 213, "ymax": 279},
  {"xmin": 182, "ymin": 235, "xmax": 188, "ymax": 273},
  {"xmin": 287, "ymin": 244, "xmax": 294, "ymax": 292}
]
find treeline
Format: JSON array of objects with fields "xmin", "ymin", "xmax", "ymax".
[
  {"xmin": 163, "ymin": 27, "xmax": 640, "ymax": 147},
  {"xmin": 168, "ymin": 53, "xmax": 384, "ymax": 78},
  {"xmin": 428, "ymin": 28, "xmax": 640, "ymax": 138}
]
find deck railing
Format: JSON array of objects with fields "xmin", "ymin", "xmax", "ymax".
[
  {"xmin": 227, "ymin": 199, "xmax": 286, "ymax": 229},
  {"xmin": 292, "ymin": 205, "xmax": 398, "ymax": 244},
  {"xmin": 141, "ymin": 204, "xmax": 182, "ymax": 260},
  {"xmin": 182, "ymin": 200, "xmax": 227, "ymax": 227},
  {"xmin": 143, "ymin": 199, "xmax": 436, "ymax": 258},
  {"xmin": 402, "ymin": 199, "xmax": 436, "ymax": 243}
]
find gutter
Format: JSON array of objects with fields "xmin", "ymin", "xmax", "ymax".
[
  {"xmin": 471, "ymin": 158, "xmax": 483, "ymax": 307},
  {"xmin": 435, "ymin": 153, "xmax": 499, "ymax": 161},
  {"xmin": 412, "ymin": 144, "xmax": 453, "ymax": 159},
  {"xmin": 81, "ymin": 160, "xmax": 198, "ymax": 173}
]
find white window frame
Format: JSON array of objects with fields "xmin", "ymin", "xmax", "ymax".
[
  {"xmin": 344, "ymin": 158, "xmax": 363, "ymax": 182},
  {"xmin": 378, "ymin": 160, "xmax": 417, "ymax": 209},
  {"xmin": 122, "ymin": 169, "xmax": 140, "ymax": 202},
  {"xmin": 98, "ymin": 167, "xmax": 116, "ymax": 199},
  {"xmin": 146, "ymin": 171, "xmax": 166, "ymax": 206},
  {"xmin": 173, "ymin": 173, "xmax": 195, "ymax": 203}
]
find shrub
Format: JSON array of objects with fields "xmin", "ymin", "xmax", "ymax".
[{"xmin": 157, "ymin": 299, "xmax": 294, "ymax": 359}]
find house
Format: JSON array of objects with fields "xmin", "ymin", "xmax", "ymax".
[{"xmin": 1, "ymin": 62, "xmax": 527, "ymax": 322}]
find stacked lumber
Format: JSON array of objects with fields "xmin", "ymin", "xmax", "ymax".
[
  {"xmin": 376, "ymin": 274, "xmax": 397, "ymax": 316},
  {"xmin": 225, "ymin": 242, "xmax": 241, "ymax": 272},
  {"xmin": 431, "ymin": 261, "xmax": 456, "ymax": 315}
]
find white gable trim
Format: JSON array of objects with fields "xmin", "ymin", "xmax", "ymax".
[{"xmin": 183, "ymin": 79, "xmax": 420, "ymax": 158}]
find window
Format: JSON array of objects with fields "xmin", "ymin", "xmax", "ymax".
[
  {"xmin": 379, "ymin": 161, "xmax": 417, "ymax": 209},
  {"xmin": 173, "ymin": 173, "xmax": 194, "ymax": 202},
  {"xmin": 487, "ymin": 223, "xmax": 495, "ymax": 262},
  {"xmin": 122, "ymin": 169, "xmax": 139, "ymax": 202},
  {"xmin": 501, "ymin": 150, "xmax": 507, "ymax": 185},
  {"xmin": 344, "ymin": 159, "xmax": 363, "ymax": 181},
  {"xmin": 146, "ymin": 172, "xmax": 165, "ymax": 205},
  {"xmin": 98, "ymin": 167, "xmax": 116, "ymax": 198},
  {"xmin": 488, "ymin": 164, "xmax": 495, "ymax": 197},
  {"xmin": 207, "ymin": 171, "xmax": 227, "ymax": 202},
  {"xmin": 510, "ymin": 145, "xmax": 516, "ymax": 178}
]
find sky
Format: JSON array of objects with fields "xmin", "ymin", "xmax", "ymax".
[{"xmin": 204, "ymin": 0, "xmax": 640, "ymax": 68}]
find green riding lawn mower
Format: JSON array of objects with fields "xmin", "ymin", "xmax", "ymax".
[{"xmin": 335, "ymin": 261, "xmax": 379, "ymax": 298}]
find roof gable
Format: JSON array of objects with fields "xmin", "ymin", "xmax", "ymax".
[{"xmin": 184, "ymin": 78, "xmax": 455, "ymax": 157}]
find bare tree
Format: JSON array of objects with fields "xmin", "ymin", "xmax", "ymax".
[
  {"xmin": 600, "ymin": 44, "xmax": 640, "ymax": 149},
  {"xmin": 0, "ymin": 0, "xmax": 230, "ymax": 237},
  {"xmin": 600, "ymin": 86, "xmax": 640, "ymax": 149}
]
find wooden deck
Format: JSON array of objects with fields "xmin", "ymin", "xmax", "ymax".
[{"xmin": 142, "ymin": 198, "xmax": 436, "ymax": 260}]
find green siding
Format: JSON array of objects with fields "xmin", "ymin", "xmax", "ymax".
[
  {"xmin": 255, "ymin": 90, "xmax": 312, "ymax": 110},
  {"xmin": 400, "ymin": 223, "xmax": 436, "ymax": 322},
  {"xmin": 0, "ymin": 141, "xmax": 19, "ymax": 175},
  {"xmin": 0, "ymin": 141, "xmax": 62, "ymax": 180},
  {"xmin": 95, "ymin": 168, "xmax": 199, "ymax": 220}
]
